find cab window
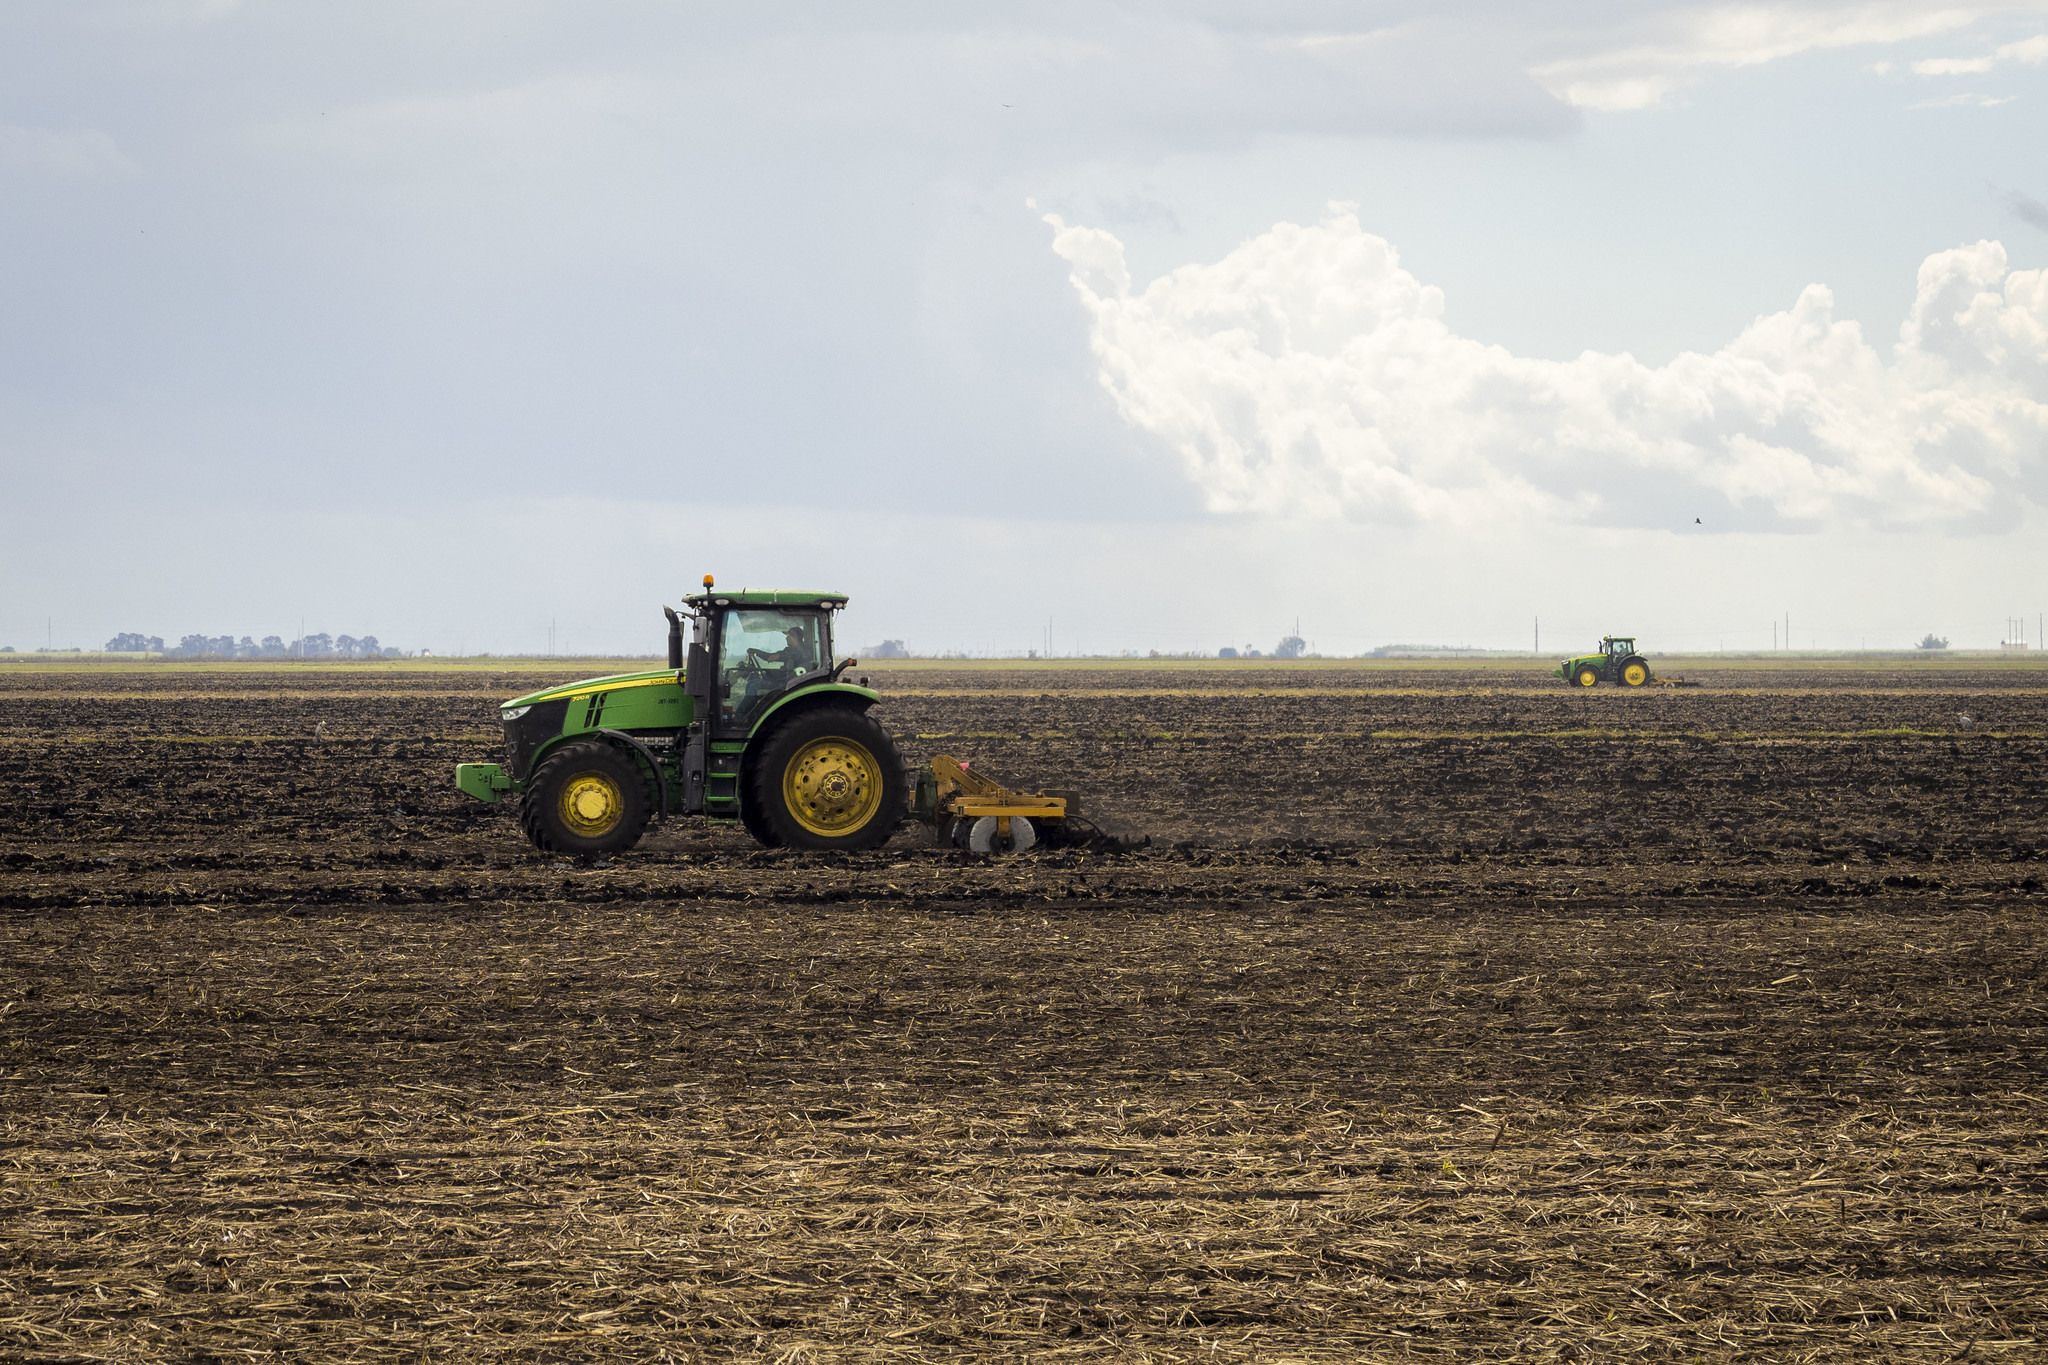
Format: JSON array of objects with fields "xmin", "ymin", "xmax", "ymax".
[{"xmin": 719, "ymin": 609, "xmax": 826, "ymax": 727}]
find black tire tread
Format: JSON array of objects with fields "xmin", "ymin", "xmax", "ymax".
[{"xmin": 739, "ymin": 784, "xmax": 785, "ymax": 848}]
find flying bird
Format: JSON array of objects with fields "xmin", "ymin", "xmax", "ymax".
[{"xmin": 1694, "ymin": 517, "xmax": 1702, "ymax": 524}]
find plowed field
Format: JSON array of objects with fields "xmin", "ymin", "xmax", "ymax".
[{"xmin": 3, "ymin": 660, "xmax": 2045, "ymax": 1362}]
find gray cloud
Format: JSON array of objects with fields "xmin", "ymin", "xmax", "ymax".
[
  {"xmin": 0, "ymin": 1, "xmax": 1597, "ymax": 533},
  {"xmin": 5, "ymin": 1, "xmax": 2048, "ymax": 651},
  {"xmin": 2001, "ymin": 186, "xmax": 2048, "ymax": 232}
]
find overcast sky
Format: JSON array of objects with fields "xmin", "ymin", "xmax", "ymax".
[{"xmin": 3, "ymin": 1, "xmax": 2046, "ymax": 656}]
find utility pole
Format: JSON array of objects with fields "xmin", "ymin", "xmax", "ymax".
[{"xmin": 1534, "ymin": 616, "xmax": 1539, "ymax": 653}]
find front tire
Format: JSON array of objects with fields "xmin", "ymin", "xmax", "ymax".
[
  {"xmin": 521, "ymin": 741, "xmax": 651, "ymax": 856},
  {"xmin": 1575, "ymin": 666, "xmax": 1600, "ymax": 687},
  {"xmin": 747, "ymin": 707, "xmax": 907, "ymax": 850}
]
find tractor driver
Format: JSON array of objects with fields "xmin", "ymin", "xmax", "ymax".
[
  {"xmin": 751, "ymin": 622, "xmax": 820, "ymax": 680},
  {"xmin": 731, "ymin": 618, "xmax": 821, "ymax": 721}
]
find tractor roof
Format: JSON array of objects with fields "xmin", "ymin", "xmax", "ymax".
[{"xmin": 685, "ymin": 590, "xmax": 849, "ymax": 610}]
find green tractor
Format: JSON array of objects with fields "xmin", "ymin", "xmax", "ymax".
[
  {"xmin": 1555, "ymin": 635, "xmax": 1653, "ymax": 688},
  {"xmin": 454, "ymin": 578, "xmax": 907, "ymax": 855}
]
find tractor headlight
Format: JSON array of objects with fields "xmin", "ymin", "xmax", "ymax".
[{"xmin": 500, "ymin": 705, "xmax": 531, "ymax": 722}]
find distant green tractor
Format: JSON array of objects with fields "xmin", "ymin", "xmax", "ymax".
[
  {"xmin": 454, "ymin": 578, "xmax": 907, "ymax": 856},
  {"xmin": 1555, "ymin": 636, "xmax": 1653, "ymax": 688}
]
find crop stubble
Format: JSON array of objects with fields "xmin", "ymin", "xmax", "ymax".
[{"xmin": 1, "ymin": 662, "xmax": 2044, "ymax": 1362}]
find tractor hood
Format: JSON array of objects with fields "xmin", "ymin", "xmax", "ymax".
[
  {"xmin": 501, "ymin": 666, "xmax": 880, "ymax": 717},
  {"xmin": 501, "ymin": 668, "xmax": 681, "ymax": 710}
]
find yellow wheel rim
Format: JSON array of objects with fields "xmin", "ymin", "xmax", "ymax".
[
  {"xmin": 1577, "ymin": 668, "xmax": 1598, "ymax": 687},
  {"xmin": 1623, "ymin": 662, "xmax": 1648, "ymax": 686},
  {"xmin": 783, "ymin": 736, "xmax": 883, "ymax": 837},
  {"xmin": 558, "ymin": 771, "xmax": 625, "ymax": 837}
]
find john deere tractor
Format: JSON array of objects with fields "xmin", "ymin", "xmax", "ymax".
[
  {"xmin": 454, "ymin": 578, "xmax": 907, "ymax": 855},
  {"xmin": 1556, "ymin": 635, "xmax": 1653, "ymax": 688}
]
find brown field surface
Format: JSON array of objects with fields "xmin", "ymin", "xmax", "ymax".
[{"xmin": 2, "ymin": 658, "xmax": 2045, "ymax": 1362}]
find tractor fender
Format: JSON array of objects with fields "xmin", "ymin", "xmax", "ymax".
[
  {"xmin": 596, "ymin": 729, "xmax": 672, "ymax": 820},
  {"xmin": 747, "ymin": 683, "xmax": 880, "ymax": 740}
]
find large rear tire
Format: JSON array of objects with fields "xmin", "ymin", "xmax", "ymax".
[
  {"xmin": 521, "ymin": 741, "xmax": 652, "ymax": 856},
  {"xmin": 747, "ymin": 707, "xmax": 907, "ymax": 851},
  {"xmin": 739, "ymin": 786, "xmax": 785, "ymax": 848},
  {"xmin": 1620, "ymin": 658, "xmax": 1650, "ymax": 687}
]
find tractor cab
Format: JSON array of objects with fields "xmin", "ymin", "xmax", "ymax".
[
  {"xmin": 1601, "ymin": 636, "xmax": 1637, "ymax": 658},
  {"xmin": 687, "ymin": 593, "xmax": 844, "ymax": 738},
  {"xmin": 716, "ymin": 608, "xmax": 826, "ymax": 730}
]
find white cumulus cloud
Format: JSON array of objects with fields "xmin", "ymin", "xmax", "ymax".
[{"xmin": 1047, "ymin": 205, "xmax": 2048, "ymax": 531}]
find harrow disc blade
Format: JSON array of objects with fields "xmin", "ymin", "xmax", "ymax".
[{"xmin": 968, "ymin": 815, "xmax": 1036, "ymax": 855}]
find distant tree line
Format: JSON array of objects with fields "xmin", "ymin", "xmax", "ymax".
[
  {"xmin": 1219, "ymin": 634, "xmax": 1308, "ymax": 660},
  {"xmin": 104, "ymin": 632, "xmax": 403, "ymax": 658}
]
